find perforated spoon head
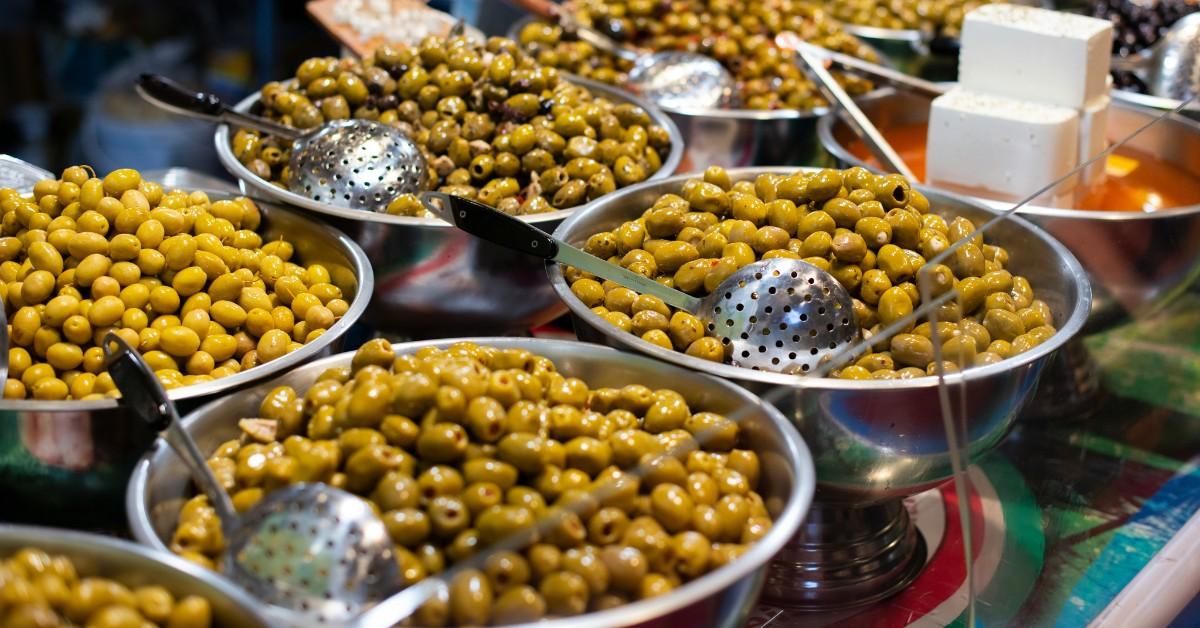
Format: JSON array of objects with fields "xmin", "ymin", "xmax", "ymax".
[
  {"xmin": 223, "ymin": 483, "xmax": 401, "ymax": 623},
  {"xmin": 700, "ymin": 258, "xmax": 859, "ymax": 374},
  {"xmin": 287, "ymin": 119, "xmax": 429, "ymax": 212},
  {"xmin": 626, "ymin": 51, "xmax": 739, "ymax": 110}
]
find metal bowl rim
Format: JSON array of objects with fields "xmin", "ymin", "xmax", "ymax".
[
  {"xmin": 0, "ymin": 188, "xmax": 374, "ymax": 411},
  {"xmin": 125, "ymin": 336, "xmax": 816, "ymax": 628},
  {"xmin": 214, "ymin": 74, "xmax": 683, "ymax": 227},
  {"xmin": 550, "ymin": 166, "xmax": 1093, "ymax": 389},
  {"xmin": 0, "ymin": 523, "xmax": 267, "ymax": 622},
  {"xmin": 1110, "ymin": 87, "xmax": 1199, "ymax": 116},
  {"xmin": 816, "ymin": 88, "xmax": 1200, "ymax": 220},
  {"xmin": 841, "ymin": 22, "xmax": 927, "ymax": 43}
]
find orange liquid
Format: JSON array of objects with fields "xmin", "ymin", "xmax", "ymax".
[{"xmin": 846, "ymin": 123, "xmax": 1200, "ymax": 212}]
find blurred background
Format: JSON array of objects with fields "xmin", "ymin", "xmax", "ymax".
[{"xmin": 0, "ymin": 0, "xmax": 524, "ymax": 177}]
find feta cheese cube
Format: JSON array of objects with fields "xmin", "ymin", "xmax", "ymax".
[
  {"xmin": 1078, "ymin": 94, "xmax": 1110, "ymax": 191},
  {"xmin": 959, "ymin": 5, "xmax": 1113, "ymax": 109},
  {"xmin": 927, "ymin": 88, "xmax": 1081, "ymax": 204}
]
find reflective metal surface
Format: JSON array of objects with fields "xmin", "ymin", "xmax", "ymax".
[
  {"xmin": 288, "ymin": 118, "xmax": 429, "ymax": 212},
  {"xmin": 551, "ymin": 168, "xmax": 1091, "ymax": 606},
  {"xmin": 818, "ymin": 88, "xmax": 1200, "ymax": 330},
  {"xmin": 0, "ymin": 525, "xmax": 268, "ymax": 626},
  {"xmin": 215, "ymin": 76, "xmax": 683, "ymax": 337},
  {"xmin": 0, "ymin": 190, "xmax": 373, "ymax": 526},
  {"xmin": 128, "ymin": 337, "xmax": 815, "ymax": 628}
]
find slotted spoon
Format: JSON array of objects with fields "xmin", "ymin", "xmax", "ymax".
[
  {"xmin": 423, "ymin": 192, "xmax": 858, "ymax": 374},
  {"xmin": 103, "ymin": 333, "xmax": 402, "ymax": 624},
  {"xmin": 136, "ymin": 74, "xmax": 428, "ymax": 212},
  {"xmin": 511, "ymin": 0, "xmax": 738, "ymax": 109}
]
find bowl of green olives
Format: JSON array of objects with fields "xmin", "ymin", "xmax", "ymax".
[
  {"xmin": 818, "ymin": 88, "xmax": 1200, "ymax": 330},
  {"xmin": 215, "ymin": 35, "xmax": 683, "ymax": 338},
  {"xmin": 549, "ymin": 166, "xmax": 1090, "ymax": 607},
  {"xmin": 507, "ymin": 0, "xmax": 894, "ymax": 170},
  {"xmin": 128, "ymin": 338, "xmax": 814, "ymax": 626},
  {"xmin": 0, "ymin": 165, "xmax": 372, "ymax": 529},
  {"xmin": 0, "ymin": 525, "xmax": 268, "ymax": 626}
]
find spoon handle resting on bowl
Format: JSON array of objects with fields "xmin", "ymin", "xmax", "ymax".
[
  {"xmin": 778, "ymin": 36, "xmax": 947, "ymax": 99},
  {"xmin": 103, "ymin": 333, "xmax": 239, "ymax": 528},
  {"xmin": 136, "ymin": 74, "xmax": 302, "ymax": 141},
  {"xmin": 421, "ymin": 191, "xmax": 700, "ymax": 311},
  {"xmin": 507, "ymin": 0, "xmax": 641, "ymax": 62},
  {"xmin": 791, "ymin": 46, "xmax": 919, "ymax": 181}
]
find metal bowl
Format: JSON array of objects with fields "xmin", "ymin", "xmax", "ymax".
[
  {"xmin": 550, "ymin": 168, "xmax": 1091, "ymax": 607},
  {"xmin": 0, "ymin": 189, "xmax": 373, "ymax": 528},
  {"xmin": 506, "ymin": 16, "xmax": 895, "ymax": 171},
  {"xmin": 0, "ymin": 524, "xmax": 268, "ymax": 625},
  {"xmin": 215, "ymin": 77, "xmax": 683, "ymax": 338},
  {"xmin": 818, "ymin": 88, "xmax": 1200, "ymax": 330},
  {"xmin": 1111, "ymin": 88, "xmax": 1200, "ymax": 120},
  {"xmin": 127, "ymin": 337, "xmax": 815, "ymax": 627}
]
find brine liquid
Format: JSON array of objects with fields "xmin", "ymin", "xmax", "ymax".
[{"xmin": 846, "ymin": 123, "xmax": 1200, "ymax": 212}]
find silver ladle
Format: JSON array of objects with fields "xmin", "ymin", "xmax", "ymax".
[
  {"xmin": 511, "ymin": 0, "xmax": 738, "ymax": 109},
  {"xmin": 136, "ymin": 74, "xmax": 429, "ymax": 213},
  {"xmin": 423, "ymin": 192, "xmax": 858, "ymax": 374},
  {"xmin": 1111, "ymin": 12, "xmax": 1200, "ymax": 101},
  {"xmin": 103, "ymin": 334, "xmax": 403, "ymax": 624}
]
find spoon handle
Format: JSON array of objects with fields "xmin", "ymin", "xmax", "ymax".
[
  {"xmin": 506, "ymin": 0, "xmax": 640, "ymax": 62},
  {"xmin": 136, "ymin": 74, "xmax": 302, "ymax": 141},
  {"xmin": 792, "ymin": 47, "xmax": 919, "ymax": 181},
  {"xmin": 103, "ymin": 333, "xmax": 239, "ymax": 528},
  {"xmin": 422, "ymin": 192, "xmax": 701, "ymax": 311},
  {"xmin": 779, "ymin": 37, "xmax": 947, "ymax": 99}
]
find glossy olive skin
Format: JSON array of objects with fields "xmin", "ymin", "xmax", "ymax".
[
  {"xmin": 830, "ymin": 0, "xmax": 999, "ymax": 37},
  {"xmin": 514, "ymin": 0, "xmax": 878, "ymax": 111},
  {"xmin": 0, "ymin": 546, "xmax": 214, "ymax": 627},
  {"xmin": 171, "ymin": 341, "xmax": 773, "ymax": 625},
  {"xmin": 0, "ymin": 167, "xmax": 345, "ymax": 399},
  {"xmin": 568, "ymin": 167, "xmax": 1058, "ymax": 377},
  {"xmin": 240, "ymin": 35, "xmax": 672, "ymax": 218}
]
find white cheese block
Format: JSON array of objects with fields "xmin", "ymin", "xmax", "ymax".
[
  {"xmin": 959, "ymin": 4, "xmax": 1113, "ymax": 109},
  {"xmin": 927, "ymin": 88, "xmax": 1080, "ymax": 205},
  {"xmin": 1078, "ymin": 93, "xmax": 1110, "ymax": 191}
]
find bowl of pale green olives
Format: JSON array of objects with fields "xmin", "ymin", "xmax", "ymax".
[
  {"xmin": 506, "ymin": 0, "xmax": 893, "ymax": 170},
  {"xmin": 0, "ymin": 525, "xmax": 268, "ymax": 626},
  {"xmin": 0, "ymin": 164, "xmax": 372, "ymax": 529},
  {"xmin": 215, "ymin": 35, "xmax": 683, "ymax": 338},
  {"xmin": 549, "ymin": 166, "xmax": 1090, "ymax": 607},
  {"xmin": 128, "ymin": 337, "xmax": 814, "ymax": 626}
]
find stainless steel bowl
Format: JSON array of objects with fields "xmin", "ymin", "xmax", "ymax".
[
  {"xmin": 215, "ymin": 77, "xmax": 683, "ymax": 338},
  {"xmin": 1110, "ymin": 88, "xmax": 1200, "ymax": 120},
  {"xmin": 0, "ymin": 524, "xmax": 268, "ymax": 625},
  {"xmin": 550, "ymin": 168, "xmax": 1091, "ymax": 607},
  {"xmin": 818, "ymin": 88, "xmax": 1200, "ymax": 330},
  {"xmin": 506, "ymin": 16, "xmax": 895, "ymax": 171},
  {"xmin": 127, "ymin": 337, "xmax": 815, "ymax": 627},
  {"xmin": 0, "ymin": 189, "xmax": 373, "ymax": 528}
]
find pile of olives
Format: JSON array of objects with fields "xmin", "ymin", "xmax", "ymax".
[
  {"xmin": 236, "ymin": 34, "xmax": 673, "ymax": 217},
  {"xmin": 0, "ymin": 547, "xmax": 214, "ymax": 627},
  {"xmin": 172, "ymin": 340, "xmax": 773, "ymax": 625},
  {"xmin": 567, "ymin": 167, "xmax": 1059, "ymax": 378},
  {"xmin": 516, "ymin": 0, "xmax": 878, "ymax": 111},
  {"xmin": 828, "ymin": 0, "xmax": 1002, "ymax": 37},
  {"xmin": 0, "ymin": 167, "xmax": 351, "ymax": 400}
]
